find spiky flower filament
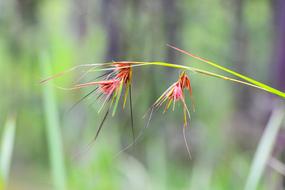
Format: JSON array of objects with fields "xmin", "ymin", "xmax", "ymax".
[
  {"xmin": 149, "ymin": 71, "xmax": 193, "ymax": 159},
  {"xmin": 179, "ymin": 72, "xmax": 195, "ymax": 111},
  {"xmin": 112, "ymin": 62, "xmax": 133, "ymax": 108},
  {"xmin": 99, "ymin": 79, "xmax": 121, "ymax": 95},
  {"xmin": 153, "ymin": 71, "xmax": 193, "ymax": 114},
  {"xmin": 171, "ymin": 83, "xmax": 183, "ymax": 101},
  {"xmin": 66, "ymin": 62, "xmax": 133, "ymax": 114},
  {"xmin": 114, "ymin": 62, "xmax": 132, "ymax": 84},
  {"xmin": 179, "ymin": 72, "xmax": 192, "ymax": 94}
]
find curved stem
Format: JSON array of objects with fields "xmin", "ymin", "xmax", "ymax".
[{"xmin": 116, "ymin": 62, "xmax": 276, "ymax": 96}]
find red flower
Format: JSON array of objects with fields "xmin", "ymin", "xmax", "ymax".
[
  {"xmin": 72, "ymin": 62, "xmax": 133, "ymax": 113},
  {"xmin": 150, "ymin": 71, "xmax": 194, "ymax": 159},
  {"xmin": 153, "ymin": 71, "xmax": 194, "ymax": 115},
  {"xmin": 113, "ymin": 62, "xmax": 132, "ymax": 84},
  {"xmin": 179, "ymin": 72, "xmax": 192, "ymax": 94}
]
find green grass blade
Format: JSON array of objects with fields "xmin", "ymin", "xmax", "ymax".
[
  {"xmin": 0, "ymin": 115, "xmax": 16, "ymax": 189},
  {"xmin": 244, "ymin": 105, "xmax": 285, "ymax": 190},
  {"xmin": 40, "ymin": 52, "xmax": 67, "ymax": 190},
  {"xmin": 167, "ymin": 45, "xmax": 285, "ymax": 98}
]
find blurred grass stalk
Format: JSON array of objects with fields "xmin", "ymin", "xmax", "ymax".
[
  {"xmin": 0, "ymin": 115, "xmax": 16, "ymax": 189},
  {"xmin": 40, "ymin": 53, "xmax": 67, "ymax": 190},
  {"xmin": 244, "ymin": 105, "xmax": 285, "ymax": 190}
]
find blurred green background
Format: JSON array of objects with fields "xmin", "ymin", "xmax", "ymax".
[{"xmin": 0, "ymin": 0, "xmax": 285, "ymax": 189}]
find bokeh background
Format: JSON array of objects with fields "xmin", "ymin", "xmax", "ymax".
[{"xmin": 0, "ymin": 0, "xmax": 285, "ymax": 189}]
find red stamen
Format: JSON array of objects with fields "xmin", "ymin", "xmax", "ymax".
[{"xmin": 99, "ymin": 79, "xmax": 121, "ymax": 95}]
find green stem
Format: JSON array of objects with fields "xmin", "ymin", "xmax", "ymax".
[
  {"xmin": 166, "ymin": 45, "xmax": 285, "ymax": 98},
  {"xmin": 125, "ymin": 61, "xmax": 285, "ymax": 99},
  {"xmin": 44, "ymin": 58, "xmax": 285, "ymax": 99},
  {"xmin": 126, "ymin": 62, "xmax": 273, "ymax": 95}
]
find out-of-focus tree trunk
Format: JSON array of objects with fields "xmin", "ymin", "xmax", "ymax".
[
  {"xmin": 272, "ymin": 0, "xmax": 285, "ymax": 188},
  {"xmin": 231, "ymin": 0, "xmax": 250, "ymax": 111},
  {"xmin": 272, "ymin": 0, "xmax": 285, "ymax": 91},
  {"xmin": 101, "ymin": 0, "xmax": 123, "ymax": 60},
  {"xmin": 72, "ymin": 0, "xmax": 88, "ymax": 40},
  {"xmin": 101, "ymin": 0, "xmax": 144, "ymax": 61},
  {"xmin": 16, "ymin": 0, "xmax": 39, "ymax": 25},
  {"xmin": 162, "ymin": 0, "xmax": 182, "ymax": 64}
]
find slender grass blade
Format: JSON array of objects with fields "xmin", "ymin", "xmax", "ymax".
[
  {"xmin": 40, "ymin": 52, "xmax": 67, "ymax": 190},
  {"xmin": 244, "ymin": 105, "xmax": 285, "ymax": 190},
  {"xmin": 0, "ymin": 115, "xmax": 16, "ymax": 189}
]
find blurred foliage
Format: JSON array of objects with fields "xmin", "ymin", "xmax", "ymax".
[{"xmin": 0, "ymin": 0, "xmax": 284, "ymax": 189}]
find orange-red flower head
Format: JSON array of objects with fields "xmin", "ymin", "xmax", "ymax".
[
  {"xmin": 179, "ymin": 72, "xmax": 192, "ymax": 95},
  {"xmin": 152, "ymin": 71, "xmax": 194, "ymax": 123},
  {"xmin": 113, "ymin": 62, "xmax": 132, "ymax": 84},
  {"xmin": 149, "ymin": 71, "xmax": 194, "ymax": 159},
  {"xmin": 71, "ymin": 62, "xmax": 134, "ymax": 114}
]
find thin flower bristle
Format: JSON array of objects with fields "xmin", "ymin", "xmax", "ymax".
[{"xmin": 40, "ymin": 63, "xmax": 112, "ymax": 84}]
